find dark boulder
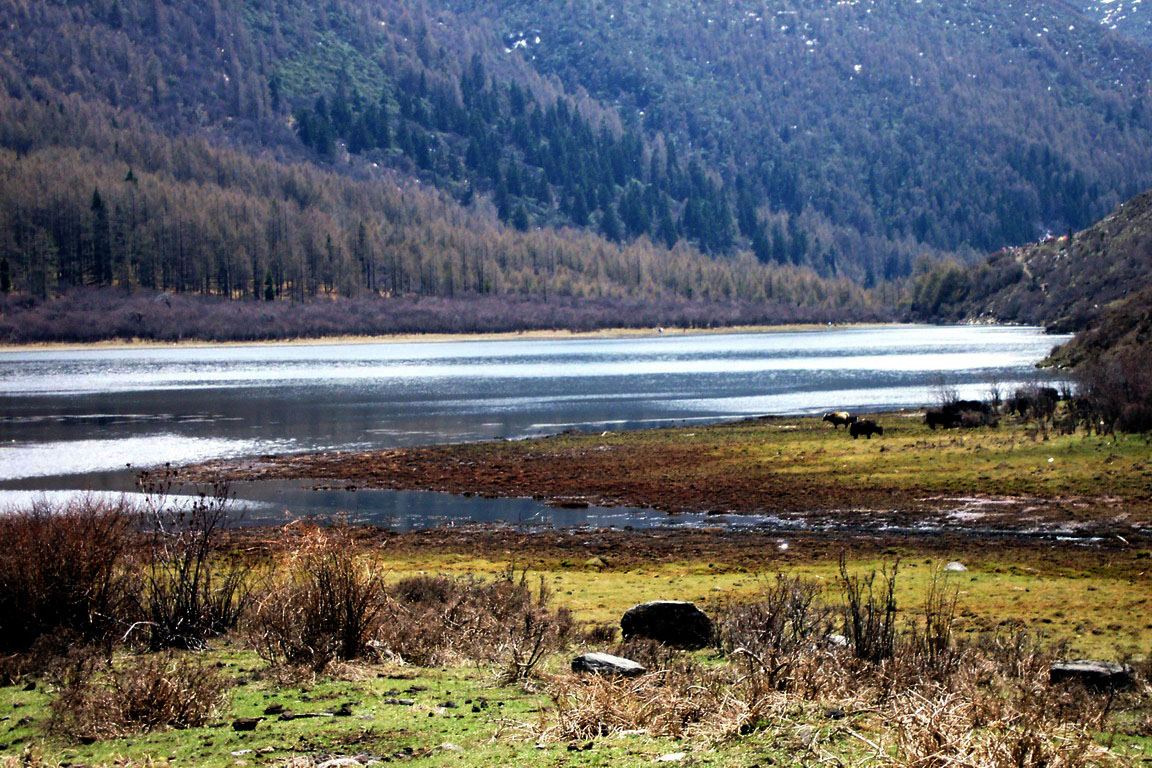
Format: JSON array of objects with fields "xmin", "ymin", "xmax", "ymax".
[
  {"xmin": 1049, "ymin": 660, "xmax": 1134, "ymax": 691},
  {"xmin": 620, "ymin": 601, "xmax": 713, "ymax": 649},
  {"xmin": 571, "ymin": 652, "xmax": 646, "ymax": 677},
  {"xmin": 232, "ymin": 717, "xmax": 262, "ymax": 731}
]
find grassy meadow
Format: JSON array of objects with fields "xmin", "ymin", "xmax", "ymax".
[{"xmin": 3, "ymin": 414, "xmax": 1152, "ymax": 767}]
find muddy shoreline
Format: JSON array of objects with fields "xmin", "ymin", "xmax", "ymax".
[{"xmin": 192, "ymin": 412, "xmax": 1152, "ymax": 546}]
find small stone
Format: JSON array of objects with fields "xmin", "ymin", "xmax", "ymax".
[
  {"xmin": 317, "ymin": 759, "xmax": 363, "ymax": 768},
  {"xmin": 656, "ymin": 753, "xmax": 687, "ymax": 762},
  {"xmin": 231, "ymin": 718, "xmax": 261, "ymax": 732},
  {"xmin": 825, "ymin": 633, "xmax": 849, "ymax": 648},
  {"xmin": 793, "ymin": 724, "xmax": 817, "ymax": 744},
  {"xmin": 944, "ymin": 562, "xmax": 967, "ymax": 572},
  {"xmin": 1050, "ymin": 660, "xmax": 1134, "ymax": 691},
  {"xmin": 262, "ymin": 703, "xmax": 284, "ymax": 716},
  {"xmin": 230, "ymin": 750, "xmax": 254, "ymax": 757},
  {"xmin": 384, "ymin": 698, "xmax": 415, "ymax": 706},
  {"xmin": 439, "ymin": 743, "xmax": 464, "ymax": 752},
  {"xmin": 572, "ymin": 652, "xmax": 646, "ymax": 677}
]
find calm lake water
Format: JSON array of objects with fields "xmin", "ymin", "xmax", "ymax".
[{"xmin": 0, "ymin": 325, "xmax": 1068, "ymax": 528}]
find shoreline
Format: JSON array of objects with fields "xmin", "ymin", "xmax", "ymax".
[
  {"xmin": 0, "ymin": 321, "xmax": 917, "ymax": 353},
  {"xmin": 187, "ymin": 411, "xmax": 1152, "ymax": 536}
]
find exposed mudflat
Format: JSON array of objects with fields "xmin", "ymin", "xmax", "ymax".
[{"xmin": 191, "ymin": 413, "xmax": 1152, "ymax": 541}]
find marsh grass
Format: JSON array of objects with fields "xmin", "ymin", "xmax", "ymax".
[{"xmin": 249, "ymin": 528, "xmax": 576, "ymax": 677}]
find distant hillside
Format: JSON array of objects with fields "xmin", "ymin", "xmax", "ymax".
[
  {"xmin": 448, "ymin": 0, "xmax": 1152, "ymax": 273},
  {"xmin": 1075, "ymin": 1, "xmax": 1152, "ymax": 46},
  {"xmin": 1046, "ymin": 282, "xmax": 1152, "ymax": 366},
  {"xmin": 909, "ymin": 188, "xmax": 1152, "ymax": 330},
  {"xmin": 2, "ymin": 0, "xmax": 1152, "ymax": 325},
  {"xmin": 0, "ymin": 0, "xmax": 879, "ymax": 319}
]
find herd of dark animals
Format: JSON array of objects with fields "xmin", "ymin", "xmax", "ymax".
[
  {"xmin": 821, "ymin": 411, "xmax": 884, "ymax": 439},
  {"xmin": 822, "ymin": 386, "xmax": 1071, "ymax": 439}
]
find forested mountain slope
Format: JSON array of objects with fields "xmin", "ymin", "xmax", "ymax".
[
  {"xmin": 1075, "ymin": 0, "xmax": 1152, "ymax": 45},
  {"xmin": 0, "ymin": 0, "xmax": 879, "ymax": 318},
  {"xmin": 909, "ymin": 188, "xmax": 1152, "ymax": 330},
  {"xmin": 449, "ymin": 0, "xmax": 1152, "ymax": 273},
  {"xmin": 1, "ymin": 0, "xmax": 1151, "ymax": 329}
]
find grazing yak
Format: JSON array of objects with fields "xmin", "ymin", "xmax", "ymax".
[
  {"xmin": 926, "ymin": 399, "xmax": 996, "ymax": 429},
  {"xmin": 1007, "ymin": 386, "xmax": 1060, "ymax": 419},
  {"xmin": 850, "ymin": 419, "xmax": 883, "ymax": 439},
  {"xmin": 822, "ymin": 411, "xmax": 858, "ymax": 429}
]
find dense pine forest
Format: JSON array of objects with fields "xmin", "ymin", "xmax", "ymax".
[{"xmin": 1, "ymin": 0, "xmax": 1152, "ymax": 338}]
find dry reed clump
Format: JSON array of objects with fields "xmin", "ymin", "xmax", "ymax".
[
  {"xmin": 248, "ymin": 525, "xmax": 384, "ymax": 671},
  {"xmin": 248, "ymin": 530, "xmax": 575, "ymax": 677},
  {"xmin": 374, "ymin": 565, "xmax": 576, "ymax": 679},
  {"xmin": 0, "ymin": 497, "xmax": 139, "ymax": 664},
  {"xmin": 542, "ymin": 565, "xmax": 1148, "ymax": 767},
  {"xmin": 49, "ymin": 652, "xmax": 230, "ymax": 740}
]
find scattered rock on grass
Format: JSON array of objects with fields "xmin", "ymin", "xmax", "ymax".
[
  {"xmin": 944, "ymin": 562, "xmax": 967, "ymax": 572},
  {"xmin": 231, "ymin": 717, "xmax": 262, "ymax": 732},
  {"xmin": 571, "ymin": 652, "xmax": 646, "ymax": 677},
  {"xmin": 620, "ymin": 601, "xmax": 713, "ymax": 649},
  {"xmin": 1049, "ymin": 660, "xmax": 1134, "ymax": 690}
]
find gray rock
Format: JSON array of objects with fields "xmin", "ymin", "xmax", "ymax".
[
  {"xmin": 620, "ymin": 601, "xmax": 713, "ymax": 649},
  {"xmin": 571, "ymin": 652, "xmax": 646, "ymax": 677},
  {"xmin": 944, "ymin": 562, "xmax": 967, "ymax": 572},
  {"xmin": 825, "ymin": 633, "xmax": 849, "ymax": 648},
  {"xmin": 317, "ymin": 759, "xmax": 364, "ymax": 768},
  {"xmin": 1050, "ymin": 660, "xmax": 1134, "ymax": 690}
]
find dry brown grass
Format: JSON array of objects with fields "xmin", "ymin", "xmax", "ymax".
[
  {"xmin": 49, "ymin": 652, "xmax": 230, "ymax": 740},
  {"xmin": 248, "ymin": 528, "xmax": 576, "ymax": 677},
  {"xmin": 541, "ymin": 568, "xmax": 1148, "ymax": 767}
]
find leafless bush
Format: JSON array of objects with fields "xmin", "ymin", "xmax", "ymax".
[
  {"xmin": 50, "ymin": 653, "xmax": 230, "ymax": 740},
  {"xmin": 139, "ymin": 471, "xmax": 250, "ymax": 650},
  {"xmin": 377, "ymin": 566, "xmax": 575, "ymax": 676},
  {"xmin": 712, "ymin": 574, "xmax": 835, "ymax": 689},
  {"xmin": 0, "ymin": 497, "xmax": 138, "ymax": 657},
  {"xmin": 905, "ymin": 564, "xmax": 962, "ymax": 678},
  {"xmin": 839, "ymin": 555, "xmax": 899, "ymax": 662},
  {"xmin": 248, "ymin": 526, "xmax": 383, "ymax": 671},
  {"xmin": 1077, "ymin": 351, "xmax": 1152, "ymax": 433}
]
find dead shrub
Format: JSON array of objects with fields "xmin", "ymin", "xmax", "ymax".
[
  {"xmin": 50, "ymin": 652, "xmax": 230, "ymax": 740},
  {"xmin": 0, "ymin": 497, "xmax": 138, "ymax": 657},
  {"xmin": 839, "ymin": 554, "xmax": 899, "ymax": 662},
  {"xmin": 904, "ymin": 564, "xmax": 962, "ymax": 678},
  {"xmin": 377, "ymin": 566, "xmax": 575, "ymax": 676},
  {"xmin": 140, "ymin": 471, "xmax": 250, "ymax": 651},
  {"xmin": 713, "ymin": 574, "xmax": 835, "ymax": 690},
  {"xmin": 248, "ymin": 525, "xmax": 383, "ymax": 671}
]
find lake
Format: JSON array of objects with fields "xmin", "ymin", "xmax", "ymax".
[{"xmin": 0, "ymin": 325, "xmax": 1068, "ymax": 528}]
